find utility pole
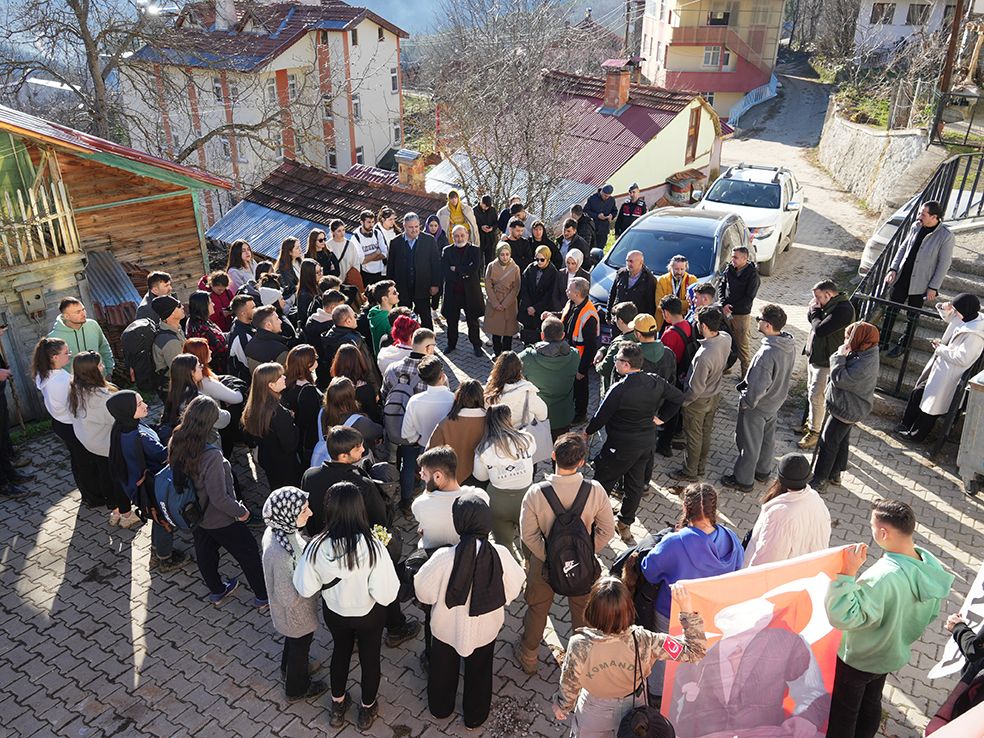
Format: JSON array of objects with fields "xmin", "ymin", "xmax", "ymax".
[
  {"xmin": 624, "ymin": 0, "xmax": 631, "ymax": 55},
  {"xmin": 939, "ymin": 0, "xmax": 968, "ymax": 95}
]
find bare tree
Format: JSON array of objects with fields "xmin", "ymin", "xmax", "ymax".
[{"xmin": 417, "ymin": 0, "xmax": 613, "ymax": 218}]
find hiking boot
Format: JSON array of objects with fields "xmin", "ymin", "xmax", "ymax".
[
  {"xmin": 829, "ymin": 473, "xmax": 843, "ymax": 487},
  {"xmin": 384, "ymin": 616, "xmax": 421, "ymax": 648},
  {"xmin": 287, "ymin": 679, "xmax": 329, "ymax": 703},
  {"xmin": 669, "ymin": 468, "xmax": 697, "ymax": 482},
  {"xmin": 720, "ymin": 474, "xmax": 754, "ymax": 493},
  {"xmin": 357, "ymin": 702, "xmax": 378, "ymax": 730},
  {"xmin": 157, "ymin": 549, "xmax": 190, "ymax": 573},
  {"xmin": 329, "ymin": 692, "xmax": 351, "ymax": 728},
  {"xmin": 615, "ymin": 520, "xmax": 635, "ymax": 545},
  {"xmin": 813, "ymin": 479, "xmax": 829, "ymax": 493},
  {"xmin": 513, "ymin": 641, "xmax": 537, "ymax": 675},
  {"xmin": 797, "ymin": 431, "xmax": 820, "ymax": 450},
  {"xmin": 208, "ymin": 578, "xmax": 239, "ymax": 606}
]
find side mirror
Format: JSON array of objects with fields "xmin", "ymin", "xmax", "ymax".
[
  {"xmin": 692, "ymin": 190, "xmax": 704, "ymax": 202},
  {"xmin": 590, "ymin": 247, "xmax": 605, "ymax": 266},
  {"xmin": 785, "ymin": 201, "xmax": 801, "ymax": 212}
]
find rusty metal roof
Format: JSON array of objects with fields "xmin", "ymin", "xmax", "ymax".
[
  {"xmin": 84, "ymin": 250, "xmax": 142, "ymax": 326},
  {"xmin": 344, "ymin": 164, "xmax": 400, "ymax": 186}
]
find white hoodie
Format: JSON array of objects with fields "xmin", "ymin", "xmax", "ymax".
[
  {"xmin": 491, "ymin": 380, "xmax": 548, "ymax": 427},
  {"xmin": 293, "ymin": 534, "xmax": 399, "ymax": 617}
]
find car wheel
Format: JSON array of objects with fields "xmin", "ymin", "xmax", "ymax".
[
  {"xmin": 783, "ymin": 222, "xmax": 798, "ymax": 253},
  {"xmin": 758, "ymin": 250, "xmax": 776, "ymax": 276}
]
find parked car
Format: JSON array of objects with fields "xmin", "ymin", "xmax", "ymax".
[
  {"xmin": 859, "ymin": 189, "xmax": 984, "ymax": 275},
  {"xmin": 588, "ymin": 207, "xmax": 750, "ymax": 321},
  {"xmin": 692, "ymin": 163, "xmax": 803, "ymax": 276}
]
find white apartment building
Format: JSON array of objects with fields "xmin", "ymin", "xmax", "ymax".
[
  {"xmin": 120, "ymin": 0, "xmax": 407, "ymax": 226},
  {"xmin": 854, "ymin": 0, "xmax": 959, "ymax": 53}
]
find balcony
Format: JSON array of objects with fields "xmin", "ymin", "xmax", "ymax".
[
  {"xmin": 662, "ymin": 54, "xmax": 771, "ymax": 94},
  {"xmin": 664, "ymin": 24, "xmax": 774, "ymax": 80}
]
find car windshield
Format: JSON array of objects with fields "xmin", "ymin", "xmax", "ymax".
[
  {"xmin": 705, "ymin": 179, "xmax": 781, "ymax": 209},
  {"xmin": 605, "ymin": 227, "xmax": 717, "ymax": 277}
]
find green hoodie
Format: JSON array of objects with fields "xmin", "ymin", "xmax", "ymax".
[
  {"xmin": 48, "ymin": 315, "xmax": 115, "ymax": 377},
  {"xmin": 825, "ymin": 547, "xmax": 954, "ymax": 674},
  {"xmin": 597, "ymin": 331, "xmax": 638, "ymax": 393},
  {"xmin": 368, "ymin": 305, "xmax": 390, "ymax": 356},
  {"xmin": 519, "ymin": 340, "xmax": 581, "ymax": 429}
]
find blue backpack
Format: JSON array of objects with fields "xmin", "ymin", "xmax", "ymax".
[{"xmin": 154, "ymin": 451, "xmax": 213, "ymax": 530}]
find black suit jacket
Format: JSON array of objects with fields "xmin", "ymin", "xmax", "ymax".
[{"xmin": 386, "ymin": 232, "xmax": 441, "ymax": 301}]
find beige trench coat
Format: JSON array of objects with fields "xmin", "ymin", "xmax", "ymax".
[{"xmin": 484, "ymin": 259, "xmax": 521, "ymax": 336}]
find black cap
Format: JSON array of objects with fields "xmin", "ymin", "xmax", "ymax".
[
  {"xmin": 778, "ymin": 453, "xmax": 812, "ymax": 490},
  {"xmin": 152, "ymin": 295, "xmax": 181, "ymax": 320}
]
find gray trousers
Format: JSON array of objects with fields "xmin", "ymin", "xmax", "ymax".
[{"xmin": 733, "ymin": 404, "xmax": 777, "ymax": 485}]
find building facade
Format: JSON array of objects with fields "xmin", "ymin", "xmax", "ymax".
[
  {"xmin": 120, "ymin": 0, "xmax": 407, "ymax": 227},
  {"xmin": 639, "ymin": 0, "xmax": 784, "ymax": 118},
  {"xmin": 854, "ymin": 0, "xmax": 958, "ymax": 53}
]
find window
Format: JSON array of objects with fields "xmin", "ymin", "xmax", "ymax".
[
  {"xmin": 322, "ymin": 94, "xmax": 333, "ymax": 120},
  {"xmin": 703, "ymin": 46, "xmax": 724, "ymax": 67},
  {"xmin": 212, "ymin": 76, "xmax": 223, "ymax": 104},
  {"xmin": 228, "ymin": 80, "xmax": 239, "ymax": 103},
  {"xmin": 390, "ymin": 67, "xmax": 399, "ymax": 93},
  {"xmin": 905, "ymin": 3, "xmax": 930, "ymax": 25},
  {"xmin": 319, "ymin": 30, "xmax": 329, "ymax": 45},
  {"xmin": 355, "ymin": 146, "xmax": 364, "ymax": 165},
  {"xmin": 327, "ymin": 149, "xmax": 337, "ymax": 170},
  {"xmin": 352, "ymin": 93, "xmax": 361, "ymax": 120},
  {"xmin": 220, "ymin": 136, "xmax": 231, "ymax": 161},
  {"xmin": 351, "ymin": 28, "xmax": 358, "ymax": 46},
  {"xmin": 707, "ymin": 10, "xmax": 731, "ymax": 26},
  {"xmin": 378, "ymin": 26, "xmax": 385, "ymax": 42},
  {"xmin": 266, "ymin": 78, "xmax": 277, "ymax": 105},
  {"xmin": 869, "ymin": 3, "xmax": 896, "ymax": 23},
  {"xmin": 943, "ymin": 4, "xmax": 957, "ymax": 22},
  {"xmin": 287, "ymin": 73, "xmax": 298, "ymax": 101},
  {"xmin": 392, "ymin": 120, "xmax": 401, "ymax": 145},
  {"xmin": 701, "ymin": 91, "xmax": 715, "ymax": 106},
  {"xmin": 685, "ymin": 106, "xmax": 700, "ymax": 164}
]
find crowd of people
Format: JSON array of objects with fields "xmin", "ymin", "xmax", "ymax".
[{"xmin": 0, "ymin": 189, "xmax": 981, "ymax": 737}]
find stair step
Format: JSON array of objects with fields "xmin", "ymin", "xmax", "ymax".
[
  {"xmin": 941, "ymin": 271, "xmax": 984, "ymax": 296},
  {"xmin": 950, "ymin": 257, "xmax": 984, "ymax": 278}
]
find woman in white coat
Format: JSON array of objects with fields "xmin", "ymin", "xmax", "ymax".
[
  {"xmin": 897, "ymin": 293, "xmax": 984, "ymax": 442},
  {"xmin": 483, "ymin": 351, "xmax": 548, "ymax": 428}
]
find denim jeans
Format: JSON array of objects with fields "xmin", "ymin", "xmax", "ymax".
[
  {"xmin": 397, "ymin": 443, "xmax": 421, "ymax": 502},
  {"xmin": 151, "ymin": 521, "xmax": 174, "ymax": 558}
]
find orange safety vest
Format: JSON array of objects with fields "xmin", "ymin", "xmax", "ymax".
[{"xmin": 562, "ymin": 299, "xmax": 600, "ymax": 357}]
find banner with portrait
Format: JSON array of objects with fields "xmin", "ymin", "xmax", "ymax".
[{"xmin": 663, "ymin": 546, "xmax": 849, "ymax": 738}]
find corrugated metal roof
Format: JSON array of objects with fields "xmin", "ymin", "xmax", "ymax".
[
  {"xmin": 344, "ymin": 164, "xmax": 400, "ymax": 186},
  {"xmin": 0, "ymin": 104, "xmax": 231, "ymax": 190},
  {"xmin": 84, "ymin": 251, "xmax": 142, "ymax": 326},
  {"xmin": 206, "ymin": 199, "xmax": 329, "ymax": 259}
]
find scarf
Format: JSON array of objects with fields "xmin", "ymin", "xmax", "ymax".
[
  {"xmin": 262, "ymin": 486, "xmax": 309, "ymax": 558},
  {"xmin": 566, "ymin": 248, "xmax": 584, "ymax": 273},
  {"xmin": 107, "ymin": 391, "xmax": 141, "ymax": 486},
  {"xmin": 425, "ymin": 214, "xmax": 444, "ymax": 241},
  {"xmin": 952, "ymin": 293, "xmax": 981, "ymax": 323},
  {"xmin": 447, "ymin": 191, "xmax": 469, "ymax": 233},
  {"xmin": 847, "ymin": 321, "xmax": 880, "ymax": 353},
  {"xmin": 445, "ymin": 494, "xmax": 505, "ymax": 616}
]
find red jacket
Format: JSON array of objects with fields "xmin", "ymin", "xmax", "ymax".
[
  {"xmin": 660, "ymin": 319, "xmax": 692, "ymax": 366},
  {"xmin": 198, "ymin": 275, "xmax": 234, "ymax": 332}
]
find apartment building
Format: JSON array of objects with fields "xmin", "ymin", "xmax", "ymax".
[
  {"xmin": 640, "ymin": 0, "xmax": 784, "ymax": 119},
  {"xmin": 120, "ymin": 0, "xmax": 407, "ymax": 225},
  {"xmin": 854, "ymin": 0, "xmax": 959, "ymax": 53}
]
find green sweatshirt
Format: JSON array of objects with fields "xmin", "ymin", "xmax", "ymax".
[
  {"xmin": 48, "ymin": 315, "xmax": 115, "ymax": 377},
  {"xmin": 597, "ymin": 331, "xmax": 638, "ymax": 393},
  {"xmin": 368, "ymin": 305, "xmax": 391, "ymax": 356},
  {"xmin": 825, "ymin": 547, "xmax": 954, "ymax": 674}
]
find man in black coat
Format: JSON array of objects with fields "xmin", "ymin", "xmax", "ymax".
[
  {"xmin": 503, "ymin": 217, "xmax": 534, "ymax": 272},
  {"xmin": 321, "ymin": 304, "xmax": 380, "ymax": 390},
  {"xmin": 557, "ymin": 219, "xmax": 590, "ymax": 266},
  {"xmin": 719, "ymin": 246, "xmax": 761, "ymax": 376},
  {"xmin": 607, "ymin": 250, "xmax": 657, "ymax": 318},
  {"xmin": 245, "ymin": 305, "xmax": 289, "ymax": 373},
  {"xmin": 570, "ymin": 204, "xmax": 596, "ymax": 252},
  {"xmin": 614, "ymin": 184, "xmax": 647, "ymax": 236},
  {"xmin": 386, "ymin": 212, "xmax": 441, "ymax": 330},
  {"xmin": 441, "ymin": 225, "xmax": 485, "ymax": 356},
  {"xmin": 586, "ymin": 342, "xmax": 683, "ymax": 544},
  {"xmin": 584, "ymin": 185, "xmax": 618, "ymax": 246}
]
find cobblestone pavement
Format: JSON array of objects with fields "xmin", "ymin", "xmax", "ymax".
[{"xmin": 2, "ymin": 73, "xmax": 982, "ymax": 738}]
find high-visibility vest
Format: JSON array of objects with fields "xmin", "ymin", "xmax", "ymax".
[{"xmin": 562, "ymin": 299, "xmax": 600, "ymax": 357}]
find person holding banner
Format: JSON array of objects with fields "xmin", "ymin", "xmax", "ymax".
[
  {"xmin": 552, "ymin": 576, "xmax": 706, "ymax": 737},
  {"xmin": 825, "ymin": 499, "xmax": 954, "ymax": 738}
]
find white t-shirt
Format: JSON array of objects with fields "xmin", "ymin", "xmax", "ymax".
[
  {"xmin": 328, "ymin": 237, "xmax": 364, "ymax": 277},
  {"xmin": 412, "ymin": 486, "xmax": 491, "ymax": 549},
  {"xmin": 351, "ymin": 227, "xmax": 384, "ymax": 274},
  {"xmin": 36, "ymin": 370, "xmax": 73, "ymax": 424}
]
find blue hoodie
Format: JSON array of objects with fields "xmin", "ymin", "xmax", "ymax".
[{"xmin": 641, "ymin": 525, "xmax": 744, "ymax": 617}]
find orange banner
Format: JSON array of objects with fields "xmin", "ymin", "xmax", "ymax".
[{"xmin": 664, "ymin": 546, "xmax": 850, "ymax": 738}]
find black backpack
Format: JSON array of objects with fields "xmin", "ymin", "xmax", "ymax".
[
  {"xmin": 540, "ymin": 480, "xmax": 600, "ymax": 597},
  {"xmin": 121, "ymin": 318, "xmax": 161, "ymax": 392},
  {"xmin": 609, "ymin": 527, "xmax": 673, "ymax": 631},
  {"xmin": 669, "ymin": 324, "xmax": 700, "ymax": 382}
]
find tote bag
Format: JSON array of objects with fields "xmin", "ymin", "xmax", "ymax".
[{"xmin": 520, "ymin": 390, "xmax": 553, "ymax": 464}]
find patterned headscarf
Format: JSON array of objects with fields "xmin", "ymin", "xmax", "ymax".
[{"xmin": 262, "ymin": 486, "xmax": 309, "ymax": 557}]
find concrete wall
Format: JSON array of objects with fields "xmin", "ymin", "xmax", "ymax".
[{"xmin": 817, "ymin": 102, "xmax": 929, "ymax": 212}]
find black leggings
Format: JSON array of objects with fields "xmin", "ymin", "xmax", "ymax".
[
  {"xmin": 322, "ymin": 602, "xmax": 386, "ymax": 705},
  {"xmin": 192, "ymin": 522, "xmax": 267, "ymax": 599},
  {"xmin": 826, "ymin": 657, "xmax": 887, "ymax": 738},
  {"xmin": 812, "ymin": 415, "xmax": 853, "ymax": 483},
  {"xmin": 75, "ymin": 447, "xmax": 130, "ymax": 512},
  {"xmin": 490, "ymin": 335, "xmax": 513, "ymax": 355},
  {"xmin": 428, "ymin": 637, "xmax": 496, "ymax": 729},
  {"xmin": 50, "ymin": 419, "xmax": 106, "ymax": 507},
  {"xmin": 281, "ymin": 632, "xmax": 314, "ymax": 698},
  {"xmin": 900, "ymin": 385, "xmax": 939, "ymax": 441}
]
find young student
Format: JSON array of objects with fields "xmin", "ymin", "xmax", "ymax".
[
  {"xmin": 48, "ymin": 296, "xmax": 115, "ymax": 376},
  {"xmin": 170, "ymin": 396, "xmax": 268, "ymax": 608},
  {"xmin": 242, "ymin": 363, "xmax": 301, "ymax": 490},
  {"xmin": 182, "ymin": 338, "xmax": 245, "ymax": 462},
  {"xmin": 367, "ymin": 279, "xmax": 400, "ymax": 356},
  {"xmin": 516, "ymin": 433, "xmax": 615, "ymax": 675},
  {"xmin": 483, "ymin": 350, "xmax": 548, "ymax": 430},
  {"xmin": 260, "ymin": 487, "xmax": 327, "ymax": 701},
  {"xmin": 825, "ymin": 499, "xmax": 954, "ymax": 738},
  {"xmin": 202, "ymin": 271, "xmax": 235, "ymax": 332},
  {"xmin": 184, "ymin": 291, "xmax": 229, "ymax": 374},
  {"xmin": 281, "ymin": 345, "xmax": 323, "ymax": 468},
  {"xmin": 227, "ymin": 294, "xmax": 257, "ymax": 383},
  {"xmin": 401, "ymin": 356, "xmax": 454, "ymax": 449},
  {"xmin": 161, "ymin": 354, "xmax": 231, "ymax": 445},
  {"xmin": 136, "ymin": 271, "xmax": 173, "ymax": 324},
  {"xmin": 293, "ymin": 482, "xmax": 400, "ymax": 730},
  {"xmin": 427, "ymin": 380, "xmax": 488, "ymax": 484},
  {"xmin": 305, "ymin": 290, "xmax": 347, "ymax": 387},
  {"xmin": 414, "ymin": 495, "xmax": 526, "ymax": 729}
]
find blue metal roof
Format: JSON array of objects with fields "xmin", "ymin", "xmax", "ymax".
[
  {"xmin": 206, "ymin": 199, "xmax": 331, "ymax": 259},
  {"xmin": 85, "ymin": 250, "xmax": 141, "ymax": 307}
]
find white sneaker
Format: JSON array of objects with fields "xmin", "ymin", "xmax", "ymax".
[
  {"xmin": 118, "ymin": 511, "xmax": 143, "ymax": 529},
  {"xmin": 108, "ymin": 510, "xmax": 121, "ymax": 527}
]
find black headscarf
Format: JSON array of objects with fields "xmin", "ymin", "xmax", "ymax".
[
  {"xmin": 445, "ymin": 494, "xmax": 505, "ymax": 616},
  {"xmin": 952, "ymin": 293, "xmax": 980, "ymax": 323},
  {"xmin": 107, "ymin": 391, "xmax": 141, "ymax": 486}
]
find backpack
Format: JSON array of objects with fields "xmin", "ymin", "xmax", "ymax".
[
  {"xmin": 121, "ymin": 318, "xmax": 161, "ymax": 392},
  {"xmin": 669, "ymin": 324, "xmax": 700, "ymax": 383},
  {"xmin": 153, "ymin": 464, "xmax": 208, "ymax": 531},
  {"xmin": 540, "ymin": 480, "xmax": 600, "ymax": 597},
  {"xmin": 382, "ymin": 372, "xmax": 416, "ymax": 445},
  {"xmin": 609, "ymin": 527, "xmax": 673, "ymax": 630}
]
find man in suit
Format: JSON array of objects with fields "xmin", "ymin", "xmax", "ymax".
[
  {"xmin": 386, "ymin": 211, "xmax": 442, "ymax": 330},
  {"xmin": 881, "ymin": 200, "xmax": 955, "ymax": 357}
]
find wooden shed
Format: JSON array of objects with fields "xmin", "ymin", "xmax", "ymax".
[{"xmin": 0, "ymin": 104, "xmax": 230, "ymax": 420}]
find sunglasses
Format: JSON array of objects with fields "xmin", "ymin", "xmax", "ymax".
[
  {"xmin": 536, "ymin": 258, "xmax": 547, "ymax": 263},
  {"xmin": 317, "ymin": 237, "xmax": 326, "ymax": 242}
]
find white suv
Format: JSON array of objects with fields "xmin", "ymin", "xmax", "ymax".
[{"xmin": 693, "ymin": 163, "xmax": 804, "ymax": 276}]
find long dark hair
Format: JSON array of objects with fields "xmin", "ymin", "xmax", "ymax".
[
  {"xmin": 298, "ymin": 258, "xmax": 320, "ymax": 296},
  {"xmin": 226, "ymin": 239, "xmax": 251, "ymax": 271},
  {"xmin": 679, "ymin": 483, "xmax": 718, "ymax": 529},
  {"xmin": 241, "ymin": 363, "xmax": 284, "ymax": 437},
  {"xmin": 32, "ymin": 337, "xmax": 66, "ymax": 382},
  {"xmin": 323, "ymin": 376, "xmax": 361, "ymax": 434},
  {"xmin": 484, "ymin": 351, "xmax": 523, "ymax": 405},
  {"xmin": 448, "ymin": 379, "xmax": 485, "ymax": 421},
  {"xmin": 168, "ymin": 395, "xmax": 220, "ymax": 482},
  {"xmin": 163, "ymin": 354, "xmax": 201, "ymax": 425},
  {"xmin": 276, "ymin": 237, "xmax": 300, "ymax": 276},
  {"xmin": 305, "ymin": 229, "xmax": 326, "ymax": 258},
  {"xmin": 68, "ymin": 351, "xmax": 113, "ymax": 416},
  {"xmin": 330, "ymin": 344, "xmax": 369, "ymax": 384},
  {"xmin": 188, "ymin": 291, "xmax": 212, "ymax": 323},
  {"xmin": 286, "ymin": 344, "xmax": 317, "ymax": 387},
  {"xmin": 304, "ymin": 481, "xmax": 376, "ymax": 570}
]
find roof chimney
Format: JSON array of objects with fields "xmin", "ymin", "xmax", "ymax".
[
  {"xmin": 395, "ymin": 148, "xmax": 424, "ymax": 191},
  {"xmin": 600, "ymin": 59, "xmax": 631, "ymax": 115},
  {"xmin": 214, "ymin": 0, "xmax": 236, "ymax": 31}
]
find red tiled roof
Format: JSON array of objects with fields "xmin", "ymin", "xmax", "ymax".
[
  {"xmin": 0, "ymin": 103, "xmax": 230, "ymax": 189},
  {"xmin": 247, "ymin": 159, "xmax": 444, "ymax": 224},
  {"xmin": 545, "ymin": 69, "xmax": 697, "ymax": 113},
  {"xmin": 344, "ymin": 164, "xmax": 400, "ymax": 186}
]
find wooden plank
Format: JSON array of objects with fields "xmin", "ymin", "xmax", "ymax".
[
  {"xmin": 3, "ymin": 191, "xmax": 25, "ymax": 263},
  {"xmin": 49, "ymin": 182, "xmax": 73, "ymax": 254},
  {"xmin": 27, "ymin": 188, "xmax": 48, "ymax": 259},
  {"xmin": 57, "ymin": 180, "xmax": 81, "ymax": 251},
  {"xmin": 37, "ymin": 187, "xmax": 61, "ymax": 255},
  {"xmin": 15, "ymin": 189, "xmax": 36, "ymax": 261},
  {"xmin": 0, "ymin": 230, "xmax": 12, "ymax": 266}
]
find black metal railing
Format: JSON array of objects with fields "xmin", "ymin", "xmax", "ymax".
[{"xmin": 930, "ymin": 91, "xmax": 984, "ymax": 150}]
